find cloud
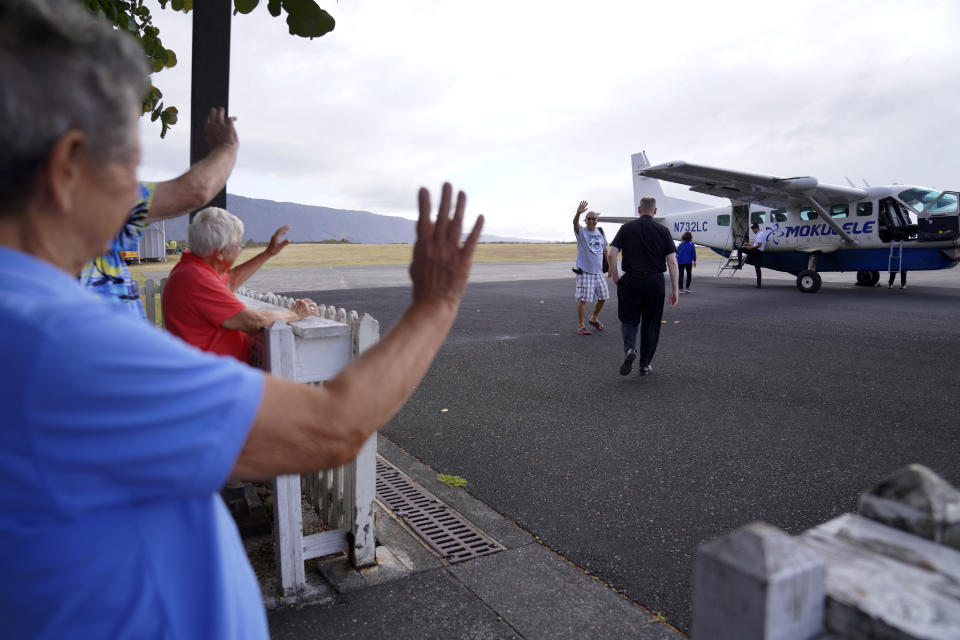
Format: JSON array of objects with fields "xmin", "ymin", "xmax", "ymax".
[{"xmin": 139, "ymin": 0, "xmax": 960, "ymax": 241}]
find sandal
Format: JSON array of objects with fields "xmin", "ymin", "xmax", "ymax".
[
  {"xmin": 577, "ymin": 328, "xmax": 592, "ymax": 336},
  {"xmin": 589, "ymin": 320, "xmax": 604, "ymax": 332}
]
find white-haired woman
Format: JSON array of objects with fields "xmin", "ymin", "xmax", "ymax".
[{"xmin": 162, "ymin": 206, "xmax": 319, "ymax": 362}]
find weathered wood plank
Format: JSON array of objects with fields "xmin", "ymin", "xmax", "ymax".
[{"xmin": 800, "ymin": 514, "xmax": 960, "ymax": 640}]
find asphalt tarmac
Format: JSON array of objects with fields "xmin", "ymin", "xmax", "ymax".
[{"xmin": 282, "ymin": 266, "xmax": 960, "ymax": 633}]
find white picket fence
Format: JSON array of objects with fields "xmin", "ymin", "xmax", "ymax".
[{"xmin": 144, "ymin": 279, "xmax": 379, "ymax": 595}]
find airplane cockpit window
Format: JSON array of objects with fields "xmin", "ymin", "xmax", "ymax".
[
  {"xmin": 857, "ymin": 202, "xmax": 873, "ymax": 216},
  {"xmin": 830, "ymin": 204, "xmax": 849, "ymax": 218},
  {"xmin": 750, "ymin": 211, "xmax": 765, "ymax": 224},
  {"xmin": 717, "ymin": 214, "xmax": 730, "ymax": 226},
  {"xmin": 770, "ymin": 209, "xmax": 787, "ymax": 222},
  {"xmin": 920, "ymin": 192, "xmax": 959, "ymax": 216},
  {"xmin": 800, "ymin": 207, "xmax": 818, "ymax": 220},
  {"xmin": 897, "ymin": 187, "xmax": 941, "ymax": 214}
]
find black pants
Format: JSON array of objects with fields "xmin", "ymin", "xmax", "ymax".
[
  {"xmin": 889, "ymin": 270, "xmax": 907, "ymax": 286},
  {"xmin": 679, "ymin": 263, "xmax": 692, "ymax": 289},
  {"xmin": 617, "ymin": 272, "xmax": 665, "ymax": 367},
  {"xmin": 745, "ymin": 249, "xmax": 763, "ymax": 286}
]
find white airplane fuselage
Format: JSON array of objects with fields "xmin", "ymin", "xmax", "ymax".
[
  {"xmin": 657, "ymin": 187, "xmax": 960, "ymax": 276},
  {"xmin": 616, "ymin": 153, "xmax": 960, "ymax": 289}
]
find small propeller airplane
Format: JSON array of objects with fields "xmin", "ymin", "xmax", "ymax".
[{"xmin": 600, "ymin": 152, "xmax": 960, "ymax": 292}]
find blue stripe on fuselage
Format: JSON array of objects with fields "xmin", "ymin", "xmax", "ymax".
[{"xmin": 713, "ymin": 247, "xmax": 959, "ymax": 274}]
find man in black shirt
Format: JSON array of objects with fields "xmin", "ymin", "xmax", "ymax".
[{"xmin": 608, "ymin": 196, "xmax": 679, "ymax": 376}]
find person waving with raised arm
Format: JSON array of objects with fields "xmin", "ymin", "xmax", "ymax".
[{"xmin": 572, "ymin": 200, "xmax": 609, "ymax": 335}]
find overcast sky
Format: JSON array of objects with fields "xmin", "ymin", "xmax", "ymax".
[{"xmin": 139, "ymin": 0, "xmax": 960, "ymax": 241}]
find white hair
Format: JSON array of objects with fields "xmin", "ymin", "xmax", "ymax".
[{"xmin": 188, "ymin": 207, "xmax": 245, "ymax": 257}]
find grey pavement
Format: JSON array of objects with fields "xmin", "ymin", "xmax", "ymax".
[
  {"xmin": 267, "ymin": 436, "xmax": 682, "ymax": 640},
  {"xmin": 255, "ymin": 259, "xmax": 960, "ymax": 637}
]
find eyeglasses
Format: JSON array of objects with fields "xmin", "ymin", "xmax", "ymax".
[{"xmin": 586, "ymin": 217, "xmax": 598, "ymax": 222}]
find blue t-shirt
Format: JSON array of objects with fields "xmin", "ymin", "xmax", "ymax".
[
  {"xmin": 78, "ymin": 181, "xmax": 156, "ymax": 319},
  {"xmin": 0, "ymin": 247, "xmax": 269, "ymax": 639},
  {"xmin": 676, "ymin": 241, "xmax": 697, "ymax": 265},
  {"xmin": 575, "ymin": 227, "xmax": 607, "ymax": 274}
]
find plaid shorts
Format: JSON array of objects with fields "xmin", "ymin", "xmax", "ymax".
[{"xmin": 575, "ymin": 272, "xmax": 609, "ymax": 302}]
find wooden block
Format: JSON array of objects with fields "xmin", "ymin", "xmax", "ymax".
[{"xmin": 693, "ymin": 521, "xmax": 825, "ymax": 640}]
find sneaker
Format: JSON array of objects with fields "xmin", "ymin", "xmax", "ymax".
[
  {"xmin": 684, "ymin": 289, "xmax": 692, "ymax": 293},
  {"xmin": 888, "ymin": 283, "xmax": 894, "ymax": 289},
  {"xmin": 678, "ymin": 289, "xmax": 685, "ymax": 294},
  {"xmin": 639, "ymin": 364, "xmax": 653, "ymax": 376},
  {"xmin": 619, "ymin": 349, "xmax": 637, "ymax": 376},
  {"xmin": 900, "ymin": 284, "xmax": 907, "ymax": 289}
]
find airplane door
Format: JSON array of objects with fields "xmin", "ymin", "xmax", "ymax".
[
  {"xmin": 879, "ymin": 198, "xmax": 916, "ymax": 242},
  {"xmin": 917, "ymin": 191, "xmax": 959, "ymax": 242},
  {"xmin": 732, "ymin": 204, "xmax": 749, "ymax": 248}
]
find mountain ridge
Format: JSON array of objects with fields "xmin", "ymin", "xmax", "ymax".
[{"xmin": 160, "ymin": 194, "xmax": 534, "ymax": 244}]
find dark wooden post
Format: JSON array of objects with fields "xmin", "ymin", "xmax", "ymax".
[{"xmin": 190, "ymin": 0, "xmax": 231, "ymax": 214}]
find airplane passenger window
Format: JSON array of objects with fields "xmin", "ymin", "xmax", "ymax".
[
  {"xmin": 751, "ymin": 212, "xmax": 765, "ymax": 224},
  {"xmin": 830, "ymin": 204, "xmax": 848, "ymax": 218},
  {"xmin": 800, "ymin": 208, "xmax": 818, "ymax": 220},
  {"xmin": 717, "ymin": 214, "xmax": 730, "ymax": 226},
  {"xmin": 857, "ymin": 202, "xmax": 873, "ymax": 216},
  {"xmin": 770, "ymin": 209, "xmax": 787, "ymax": 222}
]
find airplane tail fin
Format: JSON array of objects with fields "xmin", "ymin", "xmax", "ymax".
[{"xmin": 632, "ymin": 151, "xmax": 666, "ymax": 214}]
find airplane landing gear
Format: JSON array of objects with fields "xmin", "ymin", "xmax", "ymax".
[
  {"xmin": 855, "ymin": 270, "xmax": 880, "ymax": 286},
  {"xmin": 797, "ymin": 269, "xmax": 822, "ymax": 293}
]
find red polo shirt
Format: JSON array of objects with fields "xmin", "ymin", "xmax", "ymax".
[{"xmin": 162, "ymin": 251, "xmax": 250, "ymax": 362}]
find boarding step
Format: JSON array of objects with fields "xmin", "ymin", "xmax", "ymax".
[{"xmin": 716, "ymin": 254, "xmax": 744, "ymax": 277}]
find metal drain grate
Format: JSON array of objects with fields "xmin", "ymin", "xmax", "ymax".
[{"xmin": 376, "ymin": 458, "xmax": 503, "ymax": 563}]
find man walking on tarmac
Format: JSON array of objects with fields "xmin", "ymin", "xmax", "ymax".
[{"xmin": 609, "ymin": 196, "xmax": 679, "ymax": 376}]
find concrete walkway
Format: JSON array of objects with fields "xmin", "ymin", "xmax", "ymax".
[{"xmin": 266, "ymin": 435, "xmax": 683, "ymax": 640}]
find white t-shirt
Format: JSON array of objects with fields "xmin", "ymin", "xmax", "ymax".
[{"xmin": 754, "ymin": 229, "xmax": 768, "ymax": 252}]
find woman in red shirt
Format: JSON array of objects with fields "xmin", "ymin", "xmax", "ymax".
[{"xmin": 162, "ymin": 207, "xmax": 318, "ymax": 362}]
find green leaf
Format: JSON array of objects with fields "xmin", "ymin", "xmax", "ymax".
[
  {"xmin": 160, "ymin": 106, "xmax": 179, "ymax": 126},
  {"xmin": 171, "ymin": 0, "xmax": 184, "ymax": 11},
  {"xmin": 234, "ymin": 0, "xmax": 259, "ymax": 14},
  {"xmin": 437, "ymin": 474, "xmax": 468, "ymax": 488},
  {"xmin": 164, "ymin": 49, "xmax": 177, "ymax": 68},
  {"xmin": 282, "ymin": 0, "xmax": 334, "ymax": 38},
  {"xmin": 151, "ymin": 58, "xmax": 164, "ymax": 72},
  {"xmin": 267, "ymin": 0, "xmax": 281, "ymax": 17}
]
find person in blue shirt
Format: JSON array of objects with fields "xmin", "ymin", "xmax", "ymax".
[
  {"xmin": 0, "ymin": 2, "xmax": 483, "ymax": 638},
  {"xmin": 676, "ymin": 231, "xmax": 697, "ymax": 293}
]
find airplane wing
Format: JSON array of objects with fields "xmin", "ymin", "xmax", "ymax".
[{"xmin": 641, "ymin": 161, "xmax": 867, "ymax": 209}]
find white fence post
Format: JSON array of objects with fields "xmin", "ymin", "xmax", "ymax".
[
  {"xmin": 348, "ymin": 312, "xmax": 379, "ymax": 567},
  {"xmin": 242, "ymin": 292, "xmax": 380, "ymax": 594}
]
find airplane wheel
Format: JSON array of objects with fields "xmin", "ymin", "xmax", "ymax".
[
  {"xmin": 856, "ymin": 270, "xmax": 880, "ymax": 286},
  {"xmin": 797, "ymin": 270, "xmax": 822, "ymax": 293}
]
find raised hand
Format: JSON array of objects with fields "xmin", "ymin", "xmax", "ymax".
[
  {"xmin": 265, "ymin": 225, "xmax": 291, "ymax": 257},
  {"xmin": 204, "ymin": 107, "xmax": 238, "ymax": 150},
  {"xmin": 577, "ymin": 200, "xmax": 588, "ymax": 215},
  {"xmin": 409, "ymin": 183, "xmax": 484, "ymax": 310}
]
